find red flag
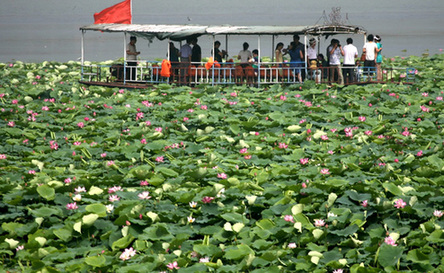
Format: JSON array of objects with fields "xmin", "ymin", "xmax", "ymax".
[{"xmin": 94, "ymin": 0, "xmax": 132, "ymax": 24}]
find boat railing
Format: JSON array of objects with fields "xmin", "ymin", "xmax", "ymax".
[{"xmin": 81, "ymin": 61, "xmax": 418, "ymax": 86}]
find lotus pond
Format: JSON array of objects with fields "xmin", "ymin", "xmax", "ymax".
[{"xmin": 1, "ymin": 54, "xmax": 444, "ymax": 272}]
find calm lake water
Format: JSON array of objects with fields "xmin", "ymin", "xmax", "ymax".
[{"xmin": 1, "ymin": 0, "xmax": 443, "ymax": 63}]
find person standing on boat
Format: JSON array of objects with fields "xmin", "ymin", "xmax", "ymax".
[
  {"xmin": 362, "ymin": 34, "xmax": 378, "ymax": 78},
  {"xmin": 307, "ymin": 38, "xmax": 320, "ymax": 83},
  {"xmin": 126, "ymin": 36, "xmax": 140, "ymax": 81},
  {"xmin": 288, "ymin": 42, "xmax": 303, "ymax": 83},
  {"xmin": 328, "ymin": 39, "xmax": 344, "ymax": 85},
  {"xmin": 169, "ymin": 42, "xmax": 180, "ymax": 80},
  {"xmin": 191, "ymin": 37, "xmax": 201, "ymax": 66},
  {"xmin": 275, "ymin": 42, "xmax": 284, "ymax": 78},
  {"xmin": 375, "ymin": 35, "xmax": 383, "ymax": 81},
  {"xmin": 238, "ymin": 42, "xmax": 252, "ymax": 67},
  {"xmin": 212, "ymin": 41, "xmax": 228, "ymax": 63},
  {"xmin": 342, "ymin": 38, "xmax": 358, "ymax": 84},
  {"xmin": 179, "ymin": 38, "xmax": 193, "ymax": 84},
  {"xmin": 292, "ymin": 35, "xmax": 306, "ymax": 79}
]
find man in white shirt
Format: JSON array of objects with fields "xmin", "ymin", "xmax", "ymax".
[
  {"xmin": 342, "ymin": 38, "xmax": 358, "ymax": 83},
  {"xmin": 363, "ymin": 34, "xmax": 378, "ymax": 77}
]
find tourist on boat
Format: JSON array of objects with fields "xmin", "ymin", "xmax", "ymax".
[
  {"xmin": 375, "ymin": 35, "xmax": 383, "ymax": 81},
  {"xmin": 191, "ymin": 37, "xmax": 201, "ymax": 66},
  {"xmin": 238, "ymin": 42, "xmax": 252, "ymax": 67},
  {"xmin": 317, "ymin": 54, "xmax": 329, "ymax": 80},
  {"xmin": 328, "ymin": 39, "xmax": 344, "ymax": 85},
  {"xmin": 292, "ymin": 34, "xmax": 305, "ymax": 79},
  {"xmin": 362, "ymin": 34, "xmax": 378, "ymax": 77},
  {"xmin": 251, "ymin": 49, "xmax": 259, "ymax": 74},
  {"xmin": 342, "ymin": 38, "xmax": 358, "ymax": 84},
  {"xmin": 179, "ymin": 38, "xmax": 193, "ymax": 83},
  {"xmin": 275, "ymin": 42, "xmax": 284, "ymax": 77},
  {"xmin": 169, "ymin": 42, "xmax": 180, "ymax": 80},
  {"xmin": 212, "ymin": 41, "xmax": 228, "ymax": 63},
  {"xmin": 307, "ymin": 38, "xmax": 320, "ymax": 83},
  {"xmin": 126, "ymin": 36, "xmax": 140, "ymax": 81},
  {"xmin": 288, "ymin": 42, "xmax": 303, "ymax": 83}
]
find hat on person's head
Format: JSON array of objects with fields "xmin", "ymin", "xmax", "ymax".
[
  {"xmin": 374, "ymin": 35, "xmax": 381, "ymax": 41},
  {"xmin": 309, "ymin": 38, "xmax": 316, "ymax": 46}
]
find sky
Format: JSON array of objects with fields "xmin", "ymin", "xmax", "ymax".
[{"xmin": 1, "ymin": 0, "xmax": 443, "ymax": 62}]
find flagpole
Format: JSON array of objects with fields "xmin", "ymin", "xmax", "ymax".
[{"xmin": 130, "ymin": 0, "xmax": 132, "ymax": 24}]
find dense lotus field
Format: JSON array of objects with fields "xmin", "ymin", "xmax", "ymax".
[{"xmin": 1, "ymin": 54, "xmax": 444, "ymax": 273}]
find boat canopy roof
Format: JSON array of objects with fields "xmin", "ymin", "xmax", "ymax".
[{"xmin": 80, "ymin": 23, "xmax": 367, "ymax": 41}]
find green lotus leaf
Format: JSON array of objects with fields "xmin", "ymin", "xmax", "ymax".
[{"xmin": 37, "ymin": 185, "xmax": 55, "ymax": 201}]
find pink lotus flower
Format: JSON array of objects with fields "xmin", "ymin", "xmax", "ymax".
[
  {"xmin": 119, "ymin": 247, "xmax": 136, "ymax": 261},
  {"xmin": 402, "ymin": 130, "xmax": 410, "ymax": 137},
  {"xmin": 155, "ymin": 127, "xmax": 163, "ymax": 132},
  {"xmin": 359, "ymin": 116, "xmax": 366, "ymax": 122},
  {"xmin": 200, "ymin": 105, "xmax": 208, "ymax": 110},
  {"xmin": 108, "ymin": 186, "xmax": 122, "ymax": 193},
  {"xmin": 278, "ymin": 142, "xmax": 288, "ymax": 149},
  {"xmin": 28, "ymin": 170, "xmax": 36, "ymax": 174},
  {"xmin": 74, "ymin": 186, "xmax": 86, "ymax": 193},
  {"xmin": 394, "ymin": 198, "xmax": 406, "ymax": 209},
  {"xmin": 66, "ymin": 202, "xmax": 78, "ymax": 210},
  {"xmin": 7, "ymin": 121, "xmax": 15, "ymax": 127},
  {"xmin": 217, "ymin": 173, "xmax": 227, "ymax": 179},
  {"xmin": 156, "ymin": 156, "xmax": 164, "ymax": 162},
  {"xmin": 333, "ymin": 269, "xmax": 343, "ymax": 273},
  {"xmin": 239, "ymin": 148, "xmax": 248, "ymax": 154},
  {"xmin": 141, "ymin": 138, "xmax": 147, "ymax": 144},
  {"xmin": 202, "ymin": 196, "xmax": 214, "ymax": 203},
  {"xmin": 364, "ymin": 130, "xmax": 373, "ymax": 136},
  {"xmin": 140, "ymin": 180, "xmax": 149, "ymax": 186},
  {"xmin": 321, "ymin": 135, "xmax": 329, "ymax": 140},
  {"xmin": 64, "ymin": 178, "xmax": 72, "ymax": 184},
  {"xmin": 138, "ymin": 191, "xmax": 151, "ymax": 200},
  {"xmin": 41, "ymin": 106, "xmax": 49, "ymax": 111},
  {"xmin": 16, "ymin": 245, "xmax": 24, "ymax": 251},
  {"xmin": 280, "ymin": 95, "xmax": 287, "ymax": 101},
  {"xmin": 288, "ymin": 243, "xmax": 297, "ymax": 249},
  {"xmin": 300, "ymin": 158, "xmax": 309, "ymax": 165},
  {"xmin": 362, "ymin": 200, "xmax": 368, "ymax": 207},
  {"xmin": 384, "ymin": 236, "xmax": 397, "ymax": 246},
  {"xmin": 284, "ymin": 215, "xmax": 294, "ymax": 223},
  {"xmin": 314, "ymin": 219, "xmax": 325, "ymax": 227},
  {"xmin": 244, "ymin": 155, "xmax": 252, "ymax": 160},
  {"xmin": 107, "ymin": 161, "xmax": 115, "ymax": 166},
  {"xmin": 320, "ymin": 168, "xmax": 330, "ymax": 175},
  {"xmin": 328, "ymin": 150, "xmax": 334, "ymax": 155},
  {"xmin": 109, "ymin": 195, "xmax": 120, "ymax": 202},
  {"xmin": 434, "ymin": 210, "xmax": 444, "ymax": 218},
  {"xmin": 416, "ymin": 150, "xmax": 423, "ymax": 157},
  {"xmin": 101, "ymin": 153, "xmax": 107, "ymax": 158},
  {"xmin": 77, "ymin": 122, "xmax": 84, "ymax": 128},
  {"xmin": 166, "ymin": 261, "xmax": 180, "ymax": 270}
]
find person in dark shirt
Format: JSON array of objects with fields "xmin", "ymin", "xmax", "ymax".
[
  {"xmin": 191, "ymin": 37, "xmax": 201, "ymax": 66},
  {"xmin": 212, "ymin": 41, "xmax": 228, "ymax": 63}
]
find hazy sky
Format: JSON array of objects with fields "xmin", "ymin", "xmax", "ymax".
[{"xmin": 1, "ymin": 0, "xmax": 443, "ymax": 62}]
